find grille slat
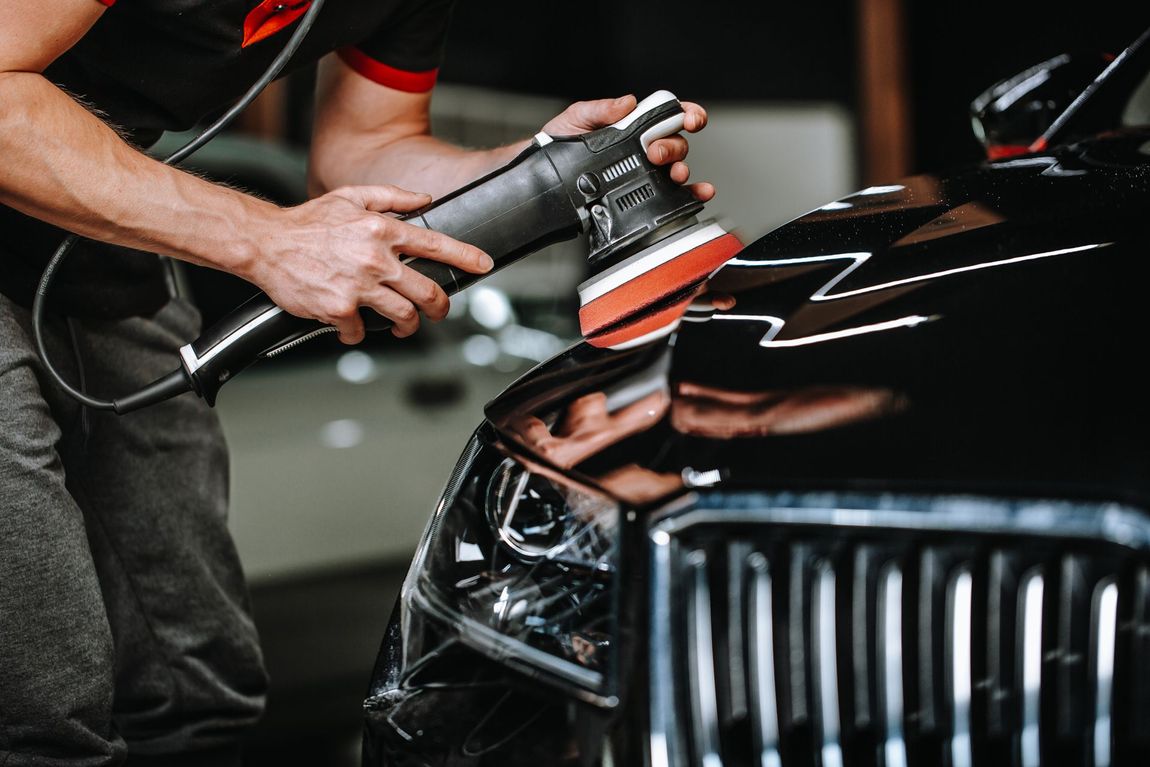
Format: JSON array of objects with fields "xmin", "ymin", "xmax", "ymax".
[
  {"xmin": 948, "ymin": 569, "xmax": 974, "ymax": 767},
  {"xmin": 1093, "ymin": 580, "xmax": 1118, "ymax": 767},
  {"xmin": 978, "ymin": 549, "xmax": 1023, "ymax": 753},
  {"xmin": 649, "ymin": 498, "xmax": 1150, "ymax": 767},
  {"xmin": 686, "ymin": 550, "xmax": 723, "ymax": 767},
  {"xmin": 1048, "ymin": 556, "xmax": 1096, "ymax": 766},
  {"xmin": 1020, "ymin": 571, "xmax": 1044, "ymax": 767},
  {"xmin": 781, "ymin": 544, "xmax": 816, "ymax": 765},
  {"xmin": 906, "ymin": 547, "xmax": 953, "ymax": 767},
  {"xmin": 849, "ymin": 546, "xmax": 882, "ymax": 738},
  {"xmin": 748, "ymin": 552, "xmax": 782, "ymax": 767},
  {"xmin": 727, "ymin": 542, "xmax": 753, "ymax": 724},
  {"xmin": 880, "ymin": 566, "xmax": 908, "ymax": 767},
  {"xmin": 812, "ymin": 563, "xmax": 843, "ymax": 767}
]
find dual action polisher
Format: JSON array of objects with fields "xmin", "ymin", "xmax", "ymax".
[{"xmin": 113, "ymin": 91, "xmax": 743, "ymax": 413}]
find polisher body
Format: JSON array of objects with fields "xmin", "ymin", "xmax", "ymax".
[{"xmin": 142, "ymin": 91, "xmax": 740, "ymax": 411}]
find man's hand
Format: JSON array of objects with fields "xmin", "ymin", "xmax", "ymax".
[
  {"xmin": 246, "ymin": 185, "xmax": 493, "ymax": 345},
  {"xmin": 509, "ymin": 389, "xmax": 670, "ymax": 469},
  {"xmin": 541, "ymin": 95, "xmax": 715, "ymax": 202}
]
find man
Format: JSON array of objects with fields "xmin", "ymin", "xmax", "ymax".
[{"xmin": 0, "ymin": 0, "xmax": 711, "ymax": 764}]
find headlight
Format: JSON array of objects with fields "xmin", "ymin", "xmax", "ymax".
[{"xmin": 399, "ymin": 426, "xmax": 622, "ymax": 704}]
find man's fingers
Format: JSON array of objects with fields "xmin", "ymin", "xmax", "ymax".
[
  {"xmin": 670, "ymin": 161, "xmax": 690, "ymax": 184},
  {"xmin": 647, "ymin": 135, "xmax": 689, "ymax": 165},
  {"xmin": 335, "ymin": 313, "xmax": 366, "ymax": 346},
  {"xmin": 689, "ymin": 181, "xmax": 715, "ymax": 202},
  {"xmin": 383, "ymin": 264, "xmax": 451, "ymax": 321},
  {"xmin": 514, "ymin": 415, "xmax": 554, "ymax": 446},
  {"xmin": 394, "ymin": 223, "xmax": 493, "ymax": 274},
  {"xmin": 681, "ymin": 102, "xmax": 708, "ymax": 132},
  {"xmin": 363, "ymin": 287, "xmax": 422, "ymax": 338}
]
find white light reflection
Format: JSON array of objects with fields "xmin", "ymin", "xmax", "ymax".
[
  {"xmin": 456, "ymin": 541, "xmax": 484, "ymax": 562},
  {"xmin": 712, "ymin": 313, "xmax": 934, "ymax": 348},
  {"xmin": 726, "ymin": 243, "xmax": 1110, "ymax": 302},
  {"xmin": 992, "ymin": 157, "xmax": 1059, "ymax": 169},
  {"xmin": 1020, "ymin": 573, "xmax": 1044, "ymax": 767},
  {"xmin": 856, "ymin": 184, "xmax": 906, "ymax": 195},
  {"xmin": 497, "ymin": 324, "xmax": 565, "ymax": 362},
  {"xmin": 992, "ymin": 68, "xmax": 1053, "ymax": 112},
  {"xmin": 819, "ymin": 201, "xmax": 853, "ymax": 211},
  {"xmin": 725, "ymin": 252, "xmax": 872, "ymax": 294},
  {"xmin": 335, "ymin": 350, "xmax": 377, "ymax": 384},
  {"xmin": 682, "ymin": 468, "xmax": 723, "ymax": 488},
  {"xmin": 469, "ymin": 286, "xmax": 514, "ymax": 330},
  {"xmin": 493, "ymin": 586, "xmax": 510, "ymax": 617},
  {"xmin": 462, "ymin": 334, "xmax": 500, "ymax": 367},
  {"xmin": 320, "ymin": 418, "xmax": 365, "ymax": 449}
]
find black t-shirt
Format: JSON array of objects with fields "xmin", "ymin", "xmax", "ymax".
[{"xmin": 0, "ymin": 0, "xmax": 454, "ymax": 318}]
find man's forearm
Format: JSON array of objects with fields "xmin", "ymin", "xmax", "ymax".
[
  {"xmin": 0, "ymin": 71, "xmax": 274, "ymax": 278},
  {"xmin": 308, "ymin": 130, "xmax": 530, "ymax": 201}
]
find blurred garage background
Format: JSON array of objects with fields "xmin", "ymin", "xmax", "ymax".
[{"xmin": 155, "ymin": 1, "xmax": 1147, "ymax": 763}]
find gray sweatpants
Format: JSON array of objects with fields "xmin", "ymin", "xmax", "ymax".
[{"xmin": 0, "ymin": 292, "xmax": 267, "ymax": 766}]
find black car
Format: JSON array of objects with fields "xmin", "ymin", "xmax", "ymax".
[{"xmin": 362, "ymin": 27, "xmax": 1150, "ymax": 767}]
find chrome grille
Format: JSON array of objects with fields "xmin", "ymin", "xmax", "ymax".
[{"xmin": 648, "ymin": 494, "xmax": 1150, "ymax": 767}]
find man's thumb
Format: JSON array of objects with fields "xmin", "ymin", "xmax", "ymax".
[{"xmin": 600, "ymin": 94, "xmax": 637, "ymax": 124}]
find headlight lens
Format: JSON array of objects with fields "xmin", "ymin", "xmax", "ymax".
[{"xmin": 401, "ymin": 427, "xmax": 621, "ymax": 701}]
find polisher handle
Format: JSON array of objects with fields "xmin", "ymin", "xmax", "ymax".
[{"xmin": 178, "ymin": 143, "xmax": 586, "ymax": 404}]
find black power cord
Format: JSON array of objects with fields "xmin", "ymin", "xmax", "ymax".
[{"xmin": 32, "ymin": 0, "xmax": 327, "ymax": 411}]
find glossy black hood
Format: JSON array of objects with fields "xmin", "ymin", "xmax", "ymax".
[{"xmin": 486, "ymin": 130, "xmax": 1150, "ymax": 507}]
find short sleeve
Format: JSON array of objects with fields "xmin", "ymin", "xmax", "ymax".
[{"xmin": 338, "ymin": 0, "xmax": 456, "ymax": 92}]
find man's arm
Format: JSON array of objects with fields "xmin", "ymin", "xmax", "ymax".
[
  {"xmin": 308, "ymin": 54, "xmax": 716, "ymax": 201},
  {"xmin": 0, "ymin": 0, "xmax": 490, "ymax": 343}
]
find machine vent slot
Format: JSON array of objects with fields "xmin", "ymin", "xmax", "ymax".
[
  {"xmin": 601, "ymin": 154, "xmax": 641, "ymax": 181},
  {"xmin": 617, "ymin": 184, "xmax": 654, "ymax": 211}
]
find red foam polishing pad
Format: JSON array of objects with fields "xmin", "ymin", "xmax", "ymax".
[
  {"xmin": 583, "ymin": 292, "xmax": 698, "ymax": 349},
  {"xmin": 578, "ymin": 224, "xmax": 743, "ymax": 339}
]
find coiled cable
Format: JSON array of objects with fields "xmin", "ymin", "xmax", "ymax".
[{"xmin": 32, "ymin": 0, "xmax": 327, "ymax": 410}]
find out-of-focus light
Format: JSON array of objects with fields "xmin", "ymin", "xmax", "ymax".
[
  {"xmin": 447, "ymin": 291, "xmax": 469, "ymax": 320},
  {"xmin": 320, "ymin": 419, "xmax": 365, "ymax": 449},
  {"xmin": 462, "ymin": 334, "xmax": 500, "ymax": 367},
  {"xmin": 336, "ymin": 350, "xmax": 377, "ymax": 384},
  {"xmin": 498, "ymin": 325, "xmax": 565, "ymax": 362},
  {"xmin": 469, "ymin": 286, "xmax": 514, "ymax": 330}
]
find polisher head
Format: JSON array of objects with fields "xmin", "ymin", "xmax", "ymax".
[{"xmin": 578, "ymin": 219, "xmax": 743, "ymax": 348}]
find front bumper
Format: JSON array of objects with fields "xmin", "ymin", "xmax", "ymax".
[{"xmin": 366, "ymin": 491, "xmax": 1150, "ymax": 767}]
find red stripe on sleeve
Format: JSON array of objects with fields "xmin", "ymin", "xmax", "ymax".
[
  {"xmin": 97, "ymin": 0, "xmax": 116, "ymax": 6},
  {"xmin": 337, "ymin": 48, "xmax": 439, "ymax": 93}
]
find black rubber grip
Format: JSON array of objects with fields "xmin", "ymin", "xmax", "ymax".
[
  {"xmin": 365, "ymin": 144, "xmax": 583, "ymax": 328},
  {"xmin": 186, "ymin": 144, "xmax": 585, "ymax": 402}
]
